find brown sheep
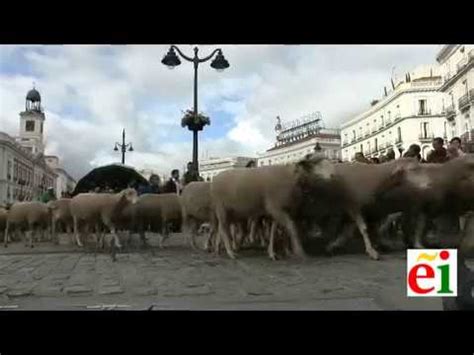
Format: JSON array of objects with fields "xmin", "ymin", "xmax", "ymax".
[
  {"xmin": 4, "ymin": 202, "xmax": 51, "ymax": 248},
  {"xmin": 401, "ymin": 154, "xmax": 474, "ymax": 249},
  {"xmin": 134, "ymin": 193, "xmax": 182, "ymax": 248},
  {"xmin": 69, "ymin": 188, "xmax": 138, "ymax": 256},
  {"xmin": 210, "ymin": 157, "xmax": 338, "ymax": 260},
  {"xmin": 180, "ymin": 182, "xmax": 216, "ymax": 250}
]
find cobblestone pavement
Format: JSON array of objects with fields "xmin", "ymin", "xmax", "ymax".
[{"xmin": 0, "ymin": 233, "xmax": 470, "ymax": 310}]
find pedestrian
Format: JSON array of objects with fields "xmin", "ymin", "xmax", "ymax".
[
  {"xmin": 448, "ymin": 137, "xmax": 465, "ymax": 157},
  {"xmin": 426, "ymin": 137, "xmax": 448, "ymax": 164},
  {"xmin": 354, "ymin": 152, "xmax": 370, "ymax": 164},
  {"xmin": 245, "ymin": 160, "xmax": 256, "ymax": 168},
  {"xmin": 447, "ymin": 145, "xmax": 461, "ymax": 160},
  {"xmin": 137, "ymin": 174, "xmax": 161, "ymax": 195},
  {"xmin": 370, "ymin": 157, "xmax": 380, "ymax": 164},
  {"xmin": 403, "ymin": 144, "xmax": 423, "ymax": 162},
  {"xmin": 183, "ymin": 162, "xmax": 199, "ymax": 185},
  {"xmin": 163, "ymin": 169, "xmax": 182, "ymax": 195},
  {"xmin": 386, "ymin": 149, "xmax": 396, "ymax": 161},
  {"xmin": 40, "ymin": 187, "xmax": 57, "ymax": 203}
]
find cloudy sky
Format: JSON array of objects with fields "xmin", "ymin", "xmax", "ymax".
[{"xmin": 0, "ymin": 45, "xmax": 442, "ymax": 180}]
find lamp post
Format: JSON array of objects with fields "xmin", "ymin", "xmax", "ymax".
[
  {"xmin": 114, "ymin": 129, "xmax": 134, "ymax": 165},
  {"xmin": 161, "ymin": 45, "xmax": 230, "ymax": 179}
]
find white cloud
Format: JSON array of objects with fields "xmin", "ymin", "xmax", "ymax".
[{"xmin": 0, "ymin": 45, "xmax": 441, "ymax": 181}]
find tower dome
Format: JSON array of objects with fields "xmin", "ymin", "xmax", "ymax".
[
  {"xmin": 26, "ymin": 88, "xmax": 41, "ymax": 102},
  {"xmin": 25, "ymin": 85, "xmax": 42, "ymax": 112}
]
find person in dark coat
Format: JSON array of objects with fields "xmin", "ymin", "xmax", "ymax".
[
  {"xmin": 183, "ymin": 162, "xmax": 200, "ymax": 185},
  {"xmin": 426, "ymin": 137, "xmax": 448, "ymax": 164},
  {"xmin": 163, "ymin": 169, "xmax": 182, "ymax": 194},
  {"xmin": 137, "ymin": 174, "xmax": 161, "ymax": 195},
  {"xmin": 403, "ymin": 144, "xmax": 423, "ymax": 162}
]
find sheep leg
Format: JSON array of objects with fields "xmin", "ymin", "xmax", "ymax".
[
  {"xmin": 267, "ymin": 221, "xmax": 278, "ymax": 261},
  {"xmin": 51, "ymin": 218, "xmax": 58, "ymax": 245},
  {"xmin": 204, "ymin": 225, "xmax": 216, "ymax": 252},
  {"xmin": 325, "ymin": 222, "xmax": 355, "ymax": 255},
  {"xmin": 350, "ymin": 212, "xmax": 379, "ymax": 260},
  {"xmin": 413, "ymin": 213, "xmax": 427, "ymax": 249},
  {"xmin": 95, "ymin": 222, "xmax": 104, "ymax": 251},
  {"xmin": 215, "ymin": 206, "xmax": 236, "ymax": 259},
  {"xmin": 4, "ymin": 221, "xmax": 10, "ymax": 248},
  {"xmin": 269, "ymin": 209, "xmax": 305, "ymax": 259},
  {"xmin": 189, "ymin": 220, "xmax": 198, "ymax": 250},
  {"xmin": 28, "ymin": 229, "xmax": 34, "ymax": 248},
  {"xmin": 249, "ymin": 219, "xmax": 257, "ymax": 244},
  {"xmin": 159, "ymin": 222, "xmax": 169, "ymax": 249},
  {"xmin": 73, "ymin": 216, "xmax": 83, "ymax": 247},
  {"xmin": 110, "ymin": 227, "xmax": 122, "ymax": 249}
]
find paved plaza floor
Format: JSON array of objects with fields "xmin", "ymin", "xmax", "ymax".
[{"xmin": 0, "ymin": 233, "xmax": 470, "ymax": 310}]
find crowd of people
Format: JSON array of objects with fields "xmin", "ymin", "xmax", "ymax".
[{"xmin": 353, "ymin": 136, "xmax": 466, "ymax": 165}]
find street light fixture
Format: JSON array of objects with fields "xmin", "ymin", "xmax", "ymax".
[
  {"xmin": 113, "ymin": 129, "xmax": 133, "ymax": 165},
  {"xmin": 161, "ymin": 45, "xmax": 230, "ymax": 180}
]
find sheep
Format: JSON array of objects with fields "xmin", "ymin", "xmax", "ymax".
[
  {"xmin": 47, "ymin": 198, "xmax": 73, "ymax": 245},
  {"xmin": 318, "ymin": 158, "xmax": 424, "ymax": 256},
  {"xmin": 180, "ymin": 182, "xmax": 216, "ymax": 250},
  {"xmin": 210, "ymin": 157, "xmax": 339, "ymax": 260},
  {"xmin": 133, "ymin": 193, "xmax": 182, "ymax": 249},
  {"xmin": 3, "ymin": 202, "xmax": 51, "ymax": 248},
  {"xmin": 69, "ymin": 188, "xmax": 138, "ymax": 258},
  {"xmin": 403, "ymin": 154, "xmax": 474, "ymax": 249},
  {"xmin": 323, "ymin": 155, "xmax": 474, "ymax": 254}
]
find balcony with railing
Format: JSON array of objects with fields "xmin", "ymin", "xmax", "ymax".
[
  {"xmin": 446, "ymin": 104, "xmax": 456, "ymax": 121},
  {"xmin": 459, "ymin": 93, "xmax": 471, "ymax": 111},
  {"xmin": 457, "ymin": 57, "xmax": 469, "ymax": 73},
  {"xmin": 419, "ymin": 133, "xmax": 434, "ymax": 142},
  {"xmin": 417, "ymin": 109, "xmax": 432, "ymax": 116},
  {"xmin": 371, "ymin": 126, "xmax": 377, "ymax": 133}
]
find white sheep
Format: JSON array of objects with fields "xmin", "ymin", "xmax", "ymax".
[
  {"xmin": 69, "ymin": 188, "xmax": 138, "ymax": 258},
  {"xmin": 4, "ymin": 202, "xmax": 51, "ymax": 248}
]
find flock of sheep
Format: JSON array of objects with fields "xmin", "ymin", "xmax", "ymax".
[{"xmin": 1, "ymin": 153, "xmax": 474, "ymax": 262}]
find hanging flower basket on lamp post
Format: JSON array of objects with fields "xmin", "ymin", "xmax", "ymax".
[{"xmin": 181, "ymin": 109, "xmax": 210, "ymax": 132}]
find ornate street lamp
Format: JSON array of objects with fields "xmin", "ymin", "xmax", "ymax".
[
  {"xmin": 161, "ymin": 45, "xmax": 230, "ymax": 180},
  {"xmin": 114, "ymin": 129, "xmax": 134, "ymax": 165}
]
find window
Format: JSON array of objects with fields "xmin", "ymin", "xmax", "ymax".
[
  {"xmin": 374, "ymin": 138, "xmax": 378, "ymax": 151},
  {"xmin": 352, "ymin": 130, "xmax": 356, "ymax": 140},
  {"xmin": 25, "ymin": 120, "xmax": 35, "ymax": 132},
  {"xmin": 421, "ymin": 122, "xmax": 429, "ymax": 138},
  {"xmin": 381, "ymin": 115, "xmax": 384, "ymax": 126},
  {"xmin": 418, "ymin": 99, "xmax": 427, "ymax": 115},
  {"xmin": 444, "ymin": 122, "xmax": 447, "ymax": 137},
  {"xmin": 41, "ymin": 122, "xmax": 43, "ymax": 133},
  {"xmin": 360, "ymin": 144, "xmax": 363, "ymax": 153},
  {"xmin": 397, "ymin": 127, "xmax": 402, "ymax": 142},
  {"xmin": 388, "ymin": 111, "xmax": 391, "ymax": 120}
]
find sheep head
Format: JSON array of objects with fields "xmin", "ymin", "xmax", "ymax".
[
  {"xmin": 296, "ymin": 155, "xmax": 336, "ymax": 181},
  {"xmin": 120, "ymin": 188, "xmax": 138, "ymax": 205}
]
